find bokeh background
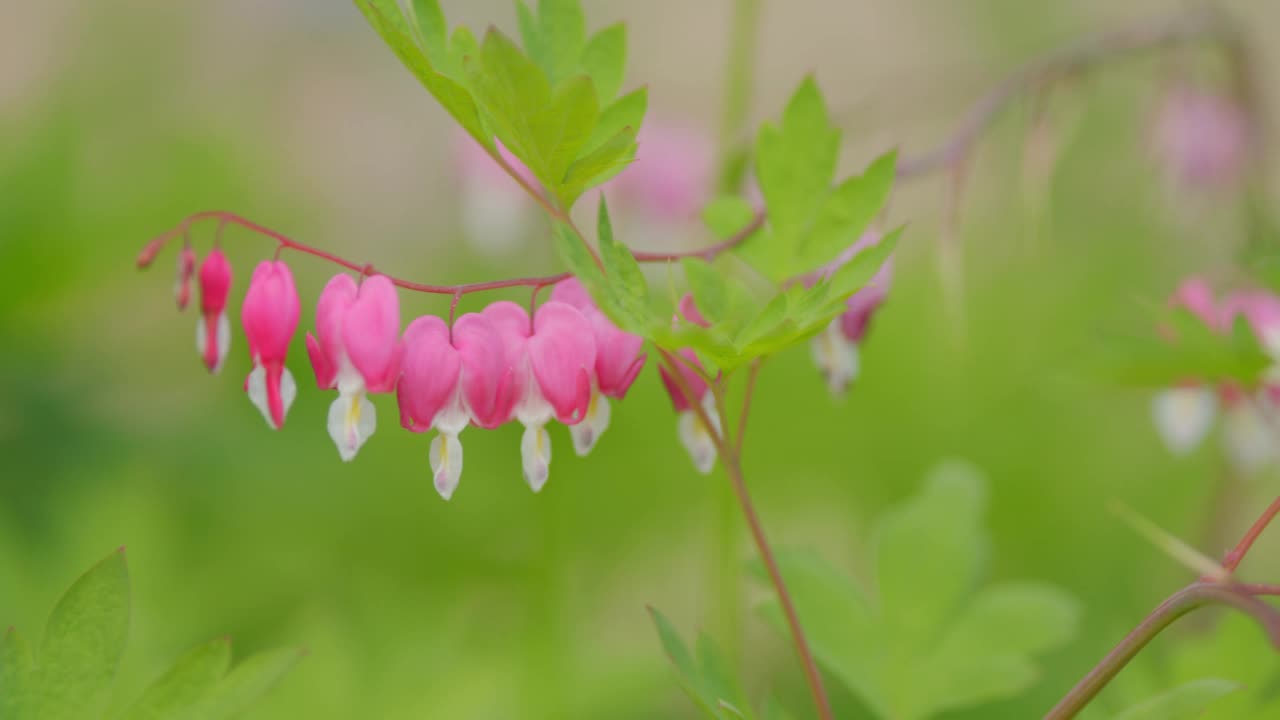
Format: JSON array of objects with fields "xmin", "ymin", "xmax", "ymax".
[{"xmin": 3, "ymin": 0, "xmax": 1280, "ymax": 717}]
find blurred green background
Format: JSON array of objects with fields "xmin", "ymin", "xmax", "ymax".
[{"xmin": 3, "ymin": 0, "xmax": 1279, "ymax": 717}]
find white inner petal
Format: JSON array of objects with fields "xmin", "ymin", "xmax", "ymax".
[
  {"xmin": 246, "ymin": 365, "xmax": 272, "ymax": 428},
  {"xmin": 570, "ymin": 391, "xmax": 611, "ymax": 457},
  {"xmin": 430, "ymin": 432, "xmax": 465, "ymax": 501},
  {"xmin": 677, "ymin": 405, "xmax": 719, "ymax": 476},
  {"xmin": 280, "ymin": 367, "xmax": 298, "ymax": 421},
  {"xmin": 515, "ymin": 365, "xmax": 555, "ymax": 428},
  {"xmin": 521, "ymin": 423, "xmax": 552, "ymax": 492},
  {"xmin": 1152, "ymin": 388, "xmax": 1217, "ymax": 455},
  {"xmin": 810, "ymin": 319, "xmax": 859, "ymax": 395},
  {"xmin": 1224, "ymin": 400, "xmax": 1277, "ymax": 475},
  {"xmin": 327, "ymin": 389, "xmax": 376, "ymax": 462},
  {"xmin": 214, "ymin": 312, "xmax": 231, "ymax": 374},
  {"xmin": 434, "ymin": 384, "xmax": 471, "ymax": 436}
]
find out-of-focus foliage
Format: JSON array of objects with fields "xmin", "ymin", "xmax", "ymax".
[
  {"xmin": 755, "ymin": 462, "xmax": 1079, "ymax": 719},
  {"xmin": 0, "ymin": 551, "xmax": 298, "ymax": 720}
]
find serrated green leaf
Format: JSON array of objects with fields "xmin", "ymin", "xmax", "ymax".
[
  {"xmin": 595, "ymin": 198, "xmax": 653, "ymax": 330},
  {"xmin": 467, "ymin": 28, "xmax": 552, "ymax": 161},
  {"xmin": 1096, "ymin": 305, "xmax": 1271, "ymax": 389},
  {"xmin": 580, "ymin": 23, "xmax": 627, "ymax": 101},
  {"xmin": 797, "ymin": 151, "xmax": 896, "ymax": 270},
  {"xmin": 535, "ymin": 75, "xmax": 599, "ymax": 188},
  {"xmin": 648, "ymin": 608, "xmax": 710, "ymax": 710},
  {"xmin": 120, "ymin": 638, "xmax": 232, "ymax": 720},
  {"xmin": 354, "ymin": 0, "xmax": 489, "ymax": 147},
  {"xmin": 585, "ymin": 87, "xmax": 647, "ymax": 155},
  {"xmin": 702, "ymin": 196, "xmax": 757, "ymax": 240},
  {"xmin": 741, "ymin": 77, "xmax": 840, "ymax": 279},
  {"xmin": 1114, "ymin": 678, "xmax": 1241, "ymax": 720},
  {"xmin": 683, "ymin": 259, "xmax": 729, "ymax": 321},
  {"xmin": 35, "ymin": 549, "xmax": 130, "ymax": 720},
  {"xmin": 554, "ymin": 221, "xmax": 603, "ymax": 289},
  {"xmin": 514, "ymin": 1, "xmax": 546, "ymax": 79},
  {"xmin": 1, "ymin": 627, "xmax": 35, "ymax": 720},
  {"xmin": 697, "ymin": 633, "xmax": 751, "ymax": 720},
  {"xmin": 192, "ymin": 648, "xmax": 302, "ymax": 720}
]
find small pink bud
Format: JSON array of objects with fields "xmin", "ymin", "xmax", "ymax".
[
  {"xmin": 241, "ymin": 260, "xmax": 300, "ymax": 430},
  {"xmin": 174, "ymin": 246, "xmax": 197, "ymax": 311},
  {"xmin": 195, "ymin": 249, "xmax": 233, "ymax": 374}
]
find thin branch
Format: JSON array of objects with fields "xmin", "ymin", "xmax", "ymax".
[
  {"xmin": 733, "ymin": 360, "xmax": 762, "ymax": 455},
  {"xmin": 656, "ymin": 350, "xmax": 833, "ymax": 720},
  {"xmin": 138, "ymin": 210, "xmax": 765, "ymax": 298},
  {"xmin": 1222, "ymin": 495, "xmax": 1280, "ymax": 573},
  {"xmin": 1045, "ymin": 582, "xmax": 1280, "ymax": 719},
  {"xmin": 897, "ymin": 6, "xmax": 1242, "ymax": 179}
]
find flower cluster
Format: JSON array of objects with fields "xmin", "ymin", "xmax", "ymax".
[
  {"xmin": 1152, "ymin": 278, "xmax": 1280, "ymax": 473},
  {"xmin": 168, "ymin": 250, "xmax": 657, "ymax": 499}
]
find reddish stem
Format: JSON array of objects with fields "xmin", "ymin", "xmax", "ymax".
[
  {"xmin": 1222, "ymin": 494, "xmax": 1280, "ymax": 572},
  {"xmin": 138, "ymin": 210, "xmax": 761, "ymax": 297}
]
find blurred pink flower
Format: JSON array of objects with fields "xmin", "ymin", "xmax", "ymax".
[
  {"xmin": 454, "ymin": 132, "xmax": 538, "ymax": 255},
  {"xmin": 810, "ymin": 231, "xmax": 894, "ymax": 395},
  {"xmin": 609, "ymin": 122, "xmax": 714, "ymax": 224},
  {"xmin": 1152, "ymin": 278, "xmax": 1280, "ymax": 472},
  {"xmin": 1151, "ymin": 85, "xmax": 1251, "ymax": 191}
]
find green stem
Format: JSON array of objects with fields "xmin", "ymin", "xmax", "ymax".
[{"xmin": 715, "ymin": 0, "xmax": 763, "ymax": 194}]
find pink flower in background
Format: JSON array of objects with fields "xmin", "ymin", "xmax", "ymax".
[
  {"xmin": 484, "ymin": 300, "xmax": 597, "ymax": 491},
  {"xmin": 609, "ymin": 122, "xmax": 714, "ymax": 224},
  {"xmin": 1152, "ymin": 278, "xmax": 1280, "ymax": 473},
  {"xmin": 196, "ymin": 248, "xmax": 233, "ymax": 374},
  {"xmin": 1151, "ymin": 84, "xmax": 1251, "ymax": 192},
  {"xmin": 454, "ymin": 132, "xmax": 538, "ymax": 255},
  {"xmin": 397, "ymin": 312, "xmax": 510, "ymax": 500},
  {"xmin": 810, "ymin": 231, "xmax": 894, "ymax": 395},
  {"xmin": 659, "ymin": 348, "xmax": 721, "ymax": 474},
  {"xmin": 305, "ymin": 274, "xmax": 402, "ymax": 461},
  {"xmin": 241, "ymin": 260, "xmax": 300, "ymax": 430},
  {"xmin": 550, "ymin": 278, "xmax": 647, "ymax": 455}
]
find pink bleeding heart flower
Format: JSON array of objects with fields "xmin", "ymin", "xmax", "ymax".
[
  {"xmin": 609, "ymin": 122, "xmax": 714, "ymax": 224},
  {"xmin": 196, "ymin": 248, "xmax": 233, "ymax": 374},
  {"xmin": 175, "ymin": 246, "xmax": 197, "ymax": 311},
  {"xmin": 810, "ymin": 231, "xmax": 894, "ymax": 395},
  {"xmin": 483, "ymin": 300, "xmax": 596, "ymax": 491},
  {"xmin": 455, "ymin": 132, "xmax": 538, "ymax": 255},
  {"xmin": 550, "ymin": 278, "xmax": 647, "ymax": 455},
  {"xmin": 305, "ymin": 274, "xmax": 402, "ymax": 461},
  {"xmin": 397, "ymin": 312, "xmax": 511, "ymax": 500},
  {"xmin": 659, "ymin": 348, "xmax": 721, "ymax": 474},
  {"xmin": 241, "ymin": 260, "xmax": 300, "ymax": 430},
  {"xmin": 1151, "ymin": 279, "xmax": 1279, "ymax": 473}
]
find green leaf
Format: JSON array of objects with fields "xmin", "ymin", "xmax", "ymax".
[
  {"xmin": 825, "ymin": 227, "xmax": 901, "ymax": 300},
  {"xmin": 580, "ymin": 23, "xmax": 627, "ymax": 101},
  {"xmin": 683, "ymin": 259, "xmax": 729, "ymax": 322},
  {"xmin": 193, "ymin": 648, "xmax": 303, "ymax": 720},
  {"xmin": 405, "ymin": 0, "xmax": 457, "ymax": 78},
  {"xmin": 648, "ymin": 607, "xmax": 717, "ymax": 715},
  {"xmin": 702, "ymin": 196, "xmax": 757, "ymax": 240},
  {"xmin": 523, "ymin": 0, "xmax": 587, "ymax": 87},
  {"xmin": 120, "ymin": 638, "xmax": 232, "ymax": 720},
  {"xmin": 876, "ymin": 461, "xmax": 985, "ymax": 656},
  {"xmin": 696, "ymin": 633, "xmax": 750, "ymax": 719},
  {"xmin": 561, "ymin": 126, "xmax": 636, "ymax": 206},
  {"xmin": 797, "ymin": 151, "xmax": 896, "ymax": 270},
  {"xmin": 595, "ymin": 198, "xmax": 653, "ymax": 331},
  {"xmin": 35, "ymin": 549, "xmax": 130, "ymax": 720},
  {"xmin": 585, "ymin": 87, "xmax": 647, "ymax": 155},
  {"xmin": 1113, "ymin": 678, "xmax": 1241, "ymax": 720},
  {"xmin": 758, "ymin": 463, "xmax": 1079, "ymax": 720},
  {"xmin": 1, "ymin": 627, "xmax": 35, "ymax": 720},
  {"xmin": 467, "ymin": 28, "xmax": 552, "ymax": 161},
  {"xmin": 1095, "ymin": 306, "xmax": 1272, "ymax": 388}
]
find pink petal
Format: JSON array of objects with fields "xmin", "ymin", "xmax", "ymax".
[
  {"xmin": 529, "ymin": 301, "xmax": 597, "ymax": 424},
  {"xmin": 659, "ymin": 348, "xmax": 707, "ymax": 413},
  {"xmin": 397, "ymin": 315, "xmax": 461, "ymax": 432},
  {"xmin": 453, "ymin": 312, "xmax": 515, "ymax": 428},
  {"xmin": 241, "ymin": 261, "xmax": 300, "ymax": 364},
  {"xmin": 549, "ymin": 277, "xmax": 594, "ymax": 310},
  {"xmin": 343, "ymin": 275, "xmax": 402, "ymax": 392},
  {"xmin": 305, "ymin": 332, "xmax": 336, "ymax": 389},
  {"xmin": 198, "ymin": 248, "xmax": 232, "ymax": 314},
  {"xmin": 588, "ymin": 309, "xmax": 646, "ymax": 398}
]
